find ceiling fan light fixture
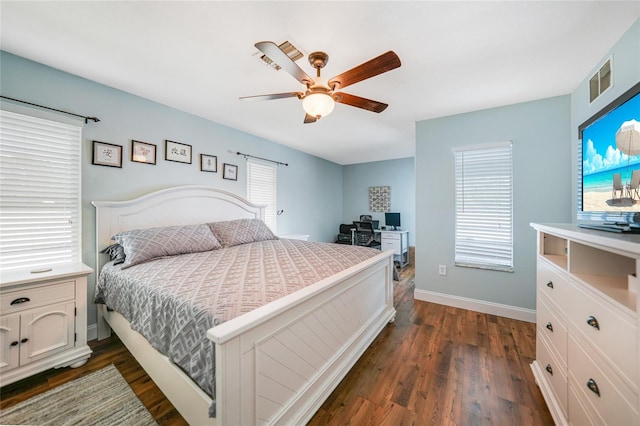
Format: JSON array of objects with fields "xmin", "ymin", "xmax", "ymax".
[{"xmin": 302, "ymin": 92, "xmax": 335, "ymax": 119}]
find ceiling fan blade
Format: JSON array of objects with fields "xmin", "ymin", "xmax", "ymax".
[
  {"xmin": 328, "ymin": 51, "xmax": 401, "ymax": 91},
  {"xmin": 255, "ymin": 41, "xmax": 314, "ymax": 86},
  {"xmin": 333, "ymin": 92, "xmax": 388, "ymax": 113},
  {"xmin": 240, "ymin": 92, "xmax": 303, "ymax": 102},
  {"xmin": 304, "ymin": 113, "xmax": 318, "ymax": 124}
]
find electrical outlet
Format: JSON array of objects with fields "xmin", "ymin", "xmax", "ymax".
[{"xmin": 438, "ymin": 264, "xmax": 447, "ymax": 276}]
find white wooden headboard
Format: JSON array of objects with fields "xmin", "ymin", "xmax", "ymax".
[{"xmin": 92, "ymin": 185, "xmax": 265, "ymax": 270}]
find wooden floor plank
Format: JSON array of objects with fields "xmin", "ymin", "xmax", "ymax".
[{"xmin": 1, "ymin": 257, "xmax": 552, "ymax": 425}]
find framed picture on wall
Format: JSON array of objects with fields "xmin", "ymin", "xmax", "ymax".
[
  {"xmin": 200, "ymin": 154, "xmax": 217, "ymax": 172},
  {"xmin": 164, "ymin": 139, "xmax": 192, "ymax": 164},
  {"xmin": 131, "ymin": 140, "xmax": 156, "ymax": 165},
  {"xmin": 92, "ymin": 140, "xmax": 122, "ymax": 168},
  {"xmin": 223, "ymin": 163, "xmax": 238, "ymax": 181}
]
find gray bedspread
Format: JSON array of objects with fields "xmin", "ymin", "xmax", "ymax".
[{"xmin": 95, "ymin": 239, "xmax": 379, "ymax": 415}]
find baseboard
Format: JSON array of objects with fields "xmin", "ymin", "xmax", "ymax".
[
  {"xmin": 87, "ymin": 323, "xmax": 98, "ymax": 341},
  {"xmin": 413, "ymin": 289, "xmax": 535, "ymax": 323}
]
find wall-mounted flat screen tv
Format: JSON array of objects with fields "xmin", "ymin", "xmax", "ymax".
[{"xmin": 578, "ymin": 81, "xmax": 640, "ymax": 225}]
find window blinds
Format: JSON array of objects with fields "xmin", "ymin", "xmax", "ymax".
[
  {"xmin": 453, "ymin": 141, "xmax": 513, "ymax": 271},
  {"xmin": 246, "ymin": 159, "xmax": 278, "ymax": 233},
  {"xmin": 0, "ymin": 110, "xmax": 82, "ymax": 271}
]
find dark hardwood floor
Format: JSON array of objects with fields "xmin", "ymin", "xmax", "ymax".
[{"xmin": 1, "ymin": 256, "xmax": 552, "ymax": 425}]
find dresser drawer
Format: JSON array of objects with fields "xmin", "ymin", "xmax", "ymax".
[
  {"xmin": 536, "ymin": 332, "xmax": 568, "ymax": 417},
  {"xmin": 568, "ymin": 334, "xmax": 638, "ymax": 426},
  {"xmin": 537, "ymin": 292, "xmax": 567, "ymax": 363},
  {"xmin": 381, "ymin": 232, "xmax": 400, "ymax": 241},
  {"xmin": 568, "ymin": 382, "xmax": 600, "ymax": 426},
  {"xmin": 566, "ymin": 282, "xmax": 637, "ymax": 388},
  {"xmin": 537, "ymin": 260, "xmax": 570, "ymax": 309},
  {"xmin": 0, "ymin": 280, "xmax": 75, "ymax": 313}
]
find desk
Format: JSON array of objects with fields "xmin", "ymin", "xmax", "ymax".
[{"xmin": 380, "ymin": 230, "xmax": 409, "ymax": 268}]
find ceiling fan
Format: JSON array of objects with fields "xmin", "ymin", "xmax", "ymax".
[{"xmin": 240, "ymin": 41, "xmax": 401, "ymax": 123}]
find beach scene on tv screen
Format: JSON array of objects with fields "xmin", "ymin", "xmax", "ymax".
[{"xmin": 583, "ymin": 92, "xmax": 640, "ymax": 212}]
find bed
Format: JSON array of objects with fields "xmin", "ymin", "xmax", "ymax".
[{"xmin": 92, "ymin": 186, "xmax": 396, "ymax": 425}]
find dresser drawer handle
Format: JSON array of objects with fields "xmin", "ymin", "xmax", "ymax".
[
  {"xmin": 10, "ymin": 341, "xmax": 19, "ymax": 347},
  {"xmin": 546, "ymin": 281, "xmax": 554, "ymax": 289},
  {"xmin": 20, "ymin": 338, "xmax": 28, "ymax": 344},
  {"xmin": 586, "ymin": 316, "xmax": 600, "ymax": 330},
  {"xmin": 545, "ymin": 364, "xmax": 553, "ymax": 375},
  {"xmin": 10, "ymin": 297, "xmax": 30, "ymax": 305},
  {"xmin": 587, "ymin": 378, "xmax": 600, "ymax": 397},
  {"xmin": 545, "ymin": 322, "xmax": 553, "ymax": 332}
]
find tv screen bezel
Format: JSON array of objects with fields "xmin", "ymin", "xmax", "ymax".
[{"xmin": 577, "ymin": 81, "xmax": 640, "ymax": 225}]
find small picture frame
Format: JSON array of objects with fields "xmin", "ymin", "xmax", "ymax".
[
  {"xmin": 165, "ymin": 140, "xmax": 192, "ymax": 164},
  {"xmin": 131, "ymin": 140, "xmax": 156, "ymax": 165},
  {"xmin": 200, "ymin": 154, "xmax": 217, "ymax": 172},
  {"xmin": 223, "ymin": 163, "xmax": 238, "ymax": 181},
  {"xmin": 92, "ymin": 141, "xmax": 122, "ymax": 168}
]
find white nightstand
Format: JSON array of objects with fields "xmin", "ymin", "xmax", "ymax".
[{"xmin": 0, "ymin": 263, "xmax": 93, "ymax": 386}]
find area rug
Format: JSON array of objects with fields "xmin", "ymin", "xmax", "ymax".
[{"xmin": 0, "ymin": 364, "xmax": 157, "ymax": 426}]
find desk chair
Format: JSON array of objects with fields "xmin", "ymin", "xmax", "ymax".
[
  {"xmin": 353, "ymin": 221, "xmax": 381, "ymax": 249},
  {"xmin": 335, "ymin": 224, "xmax": 353, "ymax": 244}
]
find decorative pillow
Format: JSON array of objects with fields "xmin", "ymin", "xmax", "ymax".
[
  {"xmin": 113, "ymin": 224, "xmax": 222, "ymax": 268},
  {"xmin": 209, "ymin": 218, "xmax": 277, "ymax": 247},
  {"xmin": 99, "ymin": 243, "xmax": 126, "ymax": 265}
]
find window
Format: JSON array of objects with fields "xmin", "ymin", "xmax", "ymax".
[
  {"xmin": 453, "ymin": 141, "xmax": 513, "ymax": 272},
  {"xmin": 0, "ymin": 109, "xmax": 82, "ymax": 271},
  {"xmin": 246, "ymin": 158, "xmax": 277, "ymax": 233}
]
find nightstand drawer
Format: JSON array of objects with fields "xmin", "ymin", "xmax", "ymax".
[{"xmin": 1, "ymin": 280, "xmax": 75, "ymax": 313}]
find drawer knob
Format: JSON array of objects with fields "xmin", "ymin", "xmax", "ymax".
[
  {"xmin": 10, "ymin": 341, "xmax": 19, "ymax": 347},
  {"xmin": 545, "ymin": 364, "xmax": 553, "ymax": 375},
  {"xmin": 10, "ymin": 297, "xmax": 30, "ymax": 305},
  {"xmin": 546, "ymin": 281, "xmax": 554, "ymax": 289},
  {"xmin": 20, "ymin": 338, "xmax": 28, "ymax": 344},
  {"xmin": 545, "ymin": 322, "xmax": 553, "ymax": 332},
  {"xmin": 587, "ymin": 378, "xmax": 600, "ymax": 397},
  {"xmin": 586, "ymin": 316, "xmax": 600, "ymax": 330}
]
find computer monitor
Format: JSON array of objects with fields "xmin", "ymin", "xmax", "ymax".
[{"xmin": 385, "ymin": 212, "xmax": 401, "ymax": 230}]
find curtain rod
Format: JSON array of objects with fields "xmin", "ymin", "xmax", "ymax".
[
  {"xmin": 234, "ymin": 151, "xmax": 288, "ymax": 166},
  {"xmin": 0, "ymin": 95, "xmax": 100, "ymax": 124}
]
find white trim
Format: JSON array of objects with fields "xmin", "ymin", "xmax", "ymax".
[
  {"xmin": 413, "ymin": 288, "xmax": 535, "ymax": 323},
  {"xmin": 451, "ymin": 140, "xmax": 512, "ymax": 153}
]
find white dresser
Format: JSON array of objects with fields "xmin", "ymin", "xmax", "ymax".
[
  {"xmin": 380, "ymin": 230, "xmax": 409, "ymax": 268},
  {"xmin": 530, "ymin": 223, "xmax": 639, "ymax": 425},
  {"xmin": 0, "ymin": 263, "xmax": 93, "ymax": 386}
]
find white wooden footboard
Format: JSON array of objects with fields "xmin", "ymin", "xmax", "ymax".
[{"xmin": 209, "ymin": 252, "xmax": 395, "ymax": 425}]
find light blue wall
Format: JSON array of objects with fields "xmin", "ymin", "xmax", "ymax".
[
  {"xmin": 415, "ymin": 96, "xmax": 571, "ymax": 310},
  {"xmin": 0, "ymin": 51, "xmax": 344, "ymax": 327},
  {"xmin": 342, "ymin": 158, "xmax": 415, "ymax": 245},
  {"xmin": 413, "ymin": 18, "xmax": 640, "ymax": 312},
  {"xmin": 571, "ymin": 20, "xmax": 640, "ymax": 219}
]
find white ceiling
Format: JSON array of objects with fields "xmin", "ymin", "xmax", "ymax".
[{"xmin": 1, "ymin": 1, "xmax": 639, "ymax": 165}]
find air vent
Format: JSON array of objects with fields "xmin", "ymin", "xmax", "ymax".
[
  {"xmin": 589, "ymin": 57, "xmax": 612, "ymax": 103},
  {"xmin": 255, "ymin": 41, "xmax": 303, "ymax": 70}
]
